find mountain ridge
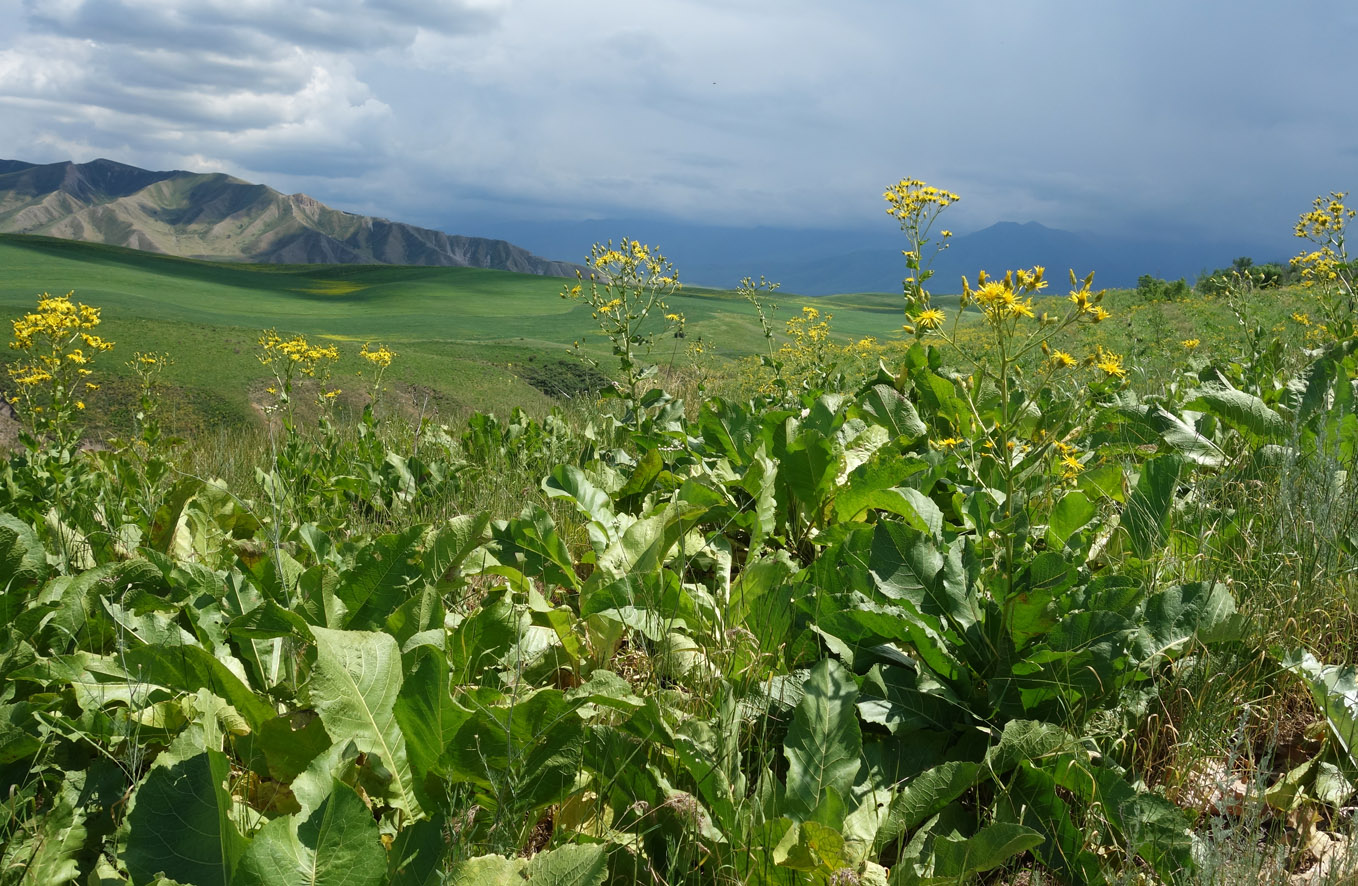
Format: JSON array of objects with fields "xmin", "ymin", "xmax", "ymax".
[{"xmin": 0, "ymin": 158, "xmax": 582, "ymax": 276}]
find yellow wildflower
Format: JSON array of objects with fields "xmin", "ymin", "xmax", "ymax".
[
  {"xmin": 359, "ymin": 342, "xmax": 395, "ymax": 368},
  {"xmin": 1181, "ymin": 338, "xmax": 1200, "ymax": 349},
  {"xmin": 1093, "ymin": 347, "xmax": 1127, "ymax": 379},
  {"xmin": 1050, "ymin": 350, "xmax": 1077, "ymax": 369},
  {"xmin": 915, "ymin": 308, "xmax": 946, "ymax": 330}
]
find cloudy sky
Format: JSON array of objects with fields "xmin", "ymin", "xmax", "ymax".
[{"xmin": 1, "ymin": 0, "xmax": 1354, "ymax": 249}]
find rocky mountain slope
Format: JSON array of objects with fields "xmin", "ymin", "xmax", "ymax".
[{"xmin": 0, "ymin": 158, "xmax": 580, "ymax": 276}]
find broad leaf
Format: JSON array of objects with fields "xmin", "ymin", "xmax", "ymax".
[
  {"xmin": 309, "ymin": 627, "xmax": 422, "ymax": 820},
  {"xmin": 783, "ymin": 658, "xmax": 861, "ymax": 822},
  {"xmin": 236, "ymin": 779, "xmax": 386, "ymax": 886},
  {"xmin": 124, "ymin": 750, "xmax": 247, "ymax": 886},
  {"xmin": 1187, "ymin": 382, "xmax": 1288, "ymax": 442},
  {"xmin": 1121, "ymin": 455, "xmax": 1182, "ymax": 560}
]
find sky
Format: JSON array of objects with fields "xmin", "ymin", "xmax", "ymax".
[{"xmin": 1, "ymin": 0, "xmax": 1355, "ymax": 253}]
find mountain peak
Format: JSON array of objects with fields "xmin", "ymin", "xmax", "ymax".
[{"xmin": 0, "ymin": 158, "xmax": 582, "ymax": 276}]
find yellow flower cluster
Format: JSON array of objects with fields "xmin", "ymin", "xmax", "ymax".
[
  {"xmin": 5, "ymin": 291, "xmax": 114, "ymax": 442},
  {"xmin": 9, "ymin": 292, "xmax": 107, "ymax": 351},
  {"xmin": 960, "ymin": 267, "xmax": 1047, "ymax": 324},
  {"xmin": 257, "ymin": 330, "xmax": 339, "ymax": 378},
  {"xmin": 581, "ymin": 239, "xmax": 679, "ymax": 290},
  {"xmin": 360, "ymin": 342, "xmax": 395, "ymax": 369},
  {"xmin": 1295, "ymin": 192, "xmax": 1356, "ymax": 239},
  {"xmin": 1066, "ymin": 271, "xmax": 1109, "ymax": 321},
  {"xmin": 1291, "ymin": 192, "xmax": 1355, "ymax": 289},
  {"xmin": 1092, "ymin": 345, "xmax": 1127, "ymax": 379},
  {"xmin": 782, "ymin": 306, "xmax": 833, "ymax": 350},
  {"xmin": 884, "ymin": 179, "xmax": 960, "ymax": 221}
]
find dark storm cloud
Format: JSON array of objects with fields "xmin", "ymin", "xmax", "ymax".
[{"xmin": 0, "ymin": 0, "xmax": 1354, "ymax": 247}]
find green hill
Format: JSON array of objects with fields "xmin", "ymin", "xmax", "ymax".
[{"xmin": 0, "ymin": 233, "xmax": 927, "ymax": 430}]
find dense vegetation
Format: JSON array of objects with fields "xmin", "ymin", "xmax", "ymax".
[{"xmin": 0, "ymin": 186, "xmax": 1357, "ymax": 885}]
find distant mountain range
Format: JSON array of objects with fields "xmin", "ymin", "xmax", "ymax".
[
  {"xmin": 0, "ymin": 158, "xmax": 581, "ymax": 276},
  {"xmin": 471, "ymin": 217, "xmax": 1291, "ymax": 295},
  {"xmin": 0, "ymin": 158, "xmax": 1290, "ymax": 293}
]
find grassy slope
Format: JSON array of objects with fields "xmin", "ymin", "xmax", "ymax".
[
  {"xmin": 8, "ymin": 231, "xmax": 1314, "ymax": 430},
  {"xmin": 0, "ymin": 234, "xmax": 941, "ymax": 427}
]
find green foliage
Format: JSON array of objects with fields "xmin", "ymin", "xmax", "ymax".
[{"xmin": 4, "ymin": 190, "xmax": 1358, "ymax": 886}]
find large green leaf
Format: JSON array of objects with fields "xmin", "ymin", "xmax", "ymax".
[
  {"xmin": 932, "ymin": 821, "xmax": 1044, "ymax": 878},
  {"xmin": 1045, "ymin": 490, "xmax": 1097, "ymax": 551},
  {"xmin": 115, "ymin": 643, "xmax": 277, "ymax": 731},
  {"xmin": 394, "ymin": 645, "xmax": 454, "ymax": 807},
  {"xmin": 777, "ymin": 431, "xmax": 840, "ymax": 515},
  {"xmin": 855, "ymin": 384, "xmax": 928, "ymax": 440},
  {"xmin": 336, "ymin": 526, "xmax": 426, "ymax": 630},
  {"xmin": 422, "ymin": 514, "xmax": 491, "ymax": 585},
  {"xmin": 996, "ymin": 762, "xmax": 1105, "ymax": 885},
  {"xmin": 387, "ymin": 816, "xmax": 448, "ymax": 886},
  {"xmin": 10, "ymin": 789, "xmax": 85, "ymax": 886},
  {"xmin": 0, "ymin": 512, "xmax": 47, "ymax": 600},
  {"xmin": 1139, "ymin": 581, "xmax": 1238, "ymax": 661},
  {"xmin": 444, "ymin": 687, "xmax": 585, "ymax": 816},
  {"xmin": 1137, "ymin": 405, "xmax": 1225, "ymax": 466},
  {"xmin": 543, "ymin": 465, "xmax": 616, "ymax": 552},
  {"xmin": 1121, "ymin": 455, "xmax": 1182, "ymax": 560},
  {"xmin": 524, "ymin": 843, "xmax": 608, "ymax": 885},
  {"xmin": 309, "ymin": 627, "xmax": 422, "ymax": 820},
  {"xmin": 1284, "ymin": 650, "xmax": 1358, "ymax": 765},
  {"xmin": 1053, "ymin": 757, "xmax": 1196, "ymax": 880},
  {"xmin": 123, "ymin": 750, "xmax": 247, "ymax": 886},
  {"xmin": 236, "ymin": 779, "xmax": 386, "ymax": 886},
  {"xmin": 447, "ymin": 855, "xmax": 527, "ymax": 885},
  {"xmin": 783, "ymin": 658, "xmax": 861, "ymax": 822},
  {"xmin": 1186, "ymin": 381, "xmax": 1288, "ymax": 442},
  {"xmin": 879, "ymin": 761, "xmax": 982, "ymax": 846},
  {"xmin": 857, "ymin": 663, "xmax": 964, "ymax": 734},
  {"xmin": 870, "ymin": 523, "xmax": 978, "ymax": 632}
]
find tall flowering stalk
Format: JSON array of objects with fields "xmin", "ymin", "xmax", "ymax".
[
  {"xmin": 884, "ymin": 178, "xmax": 959, "ymax": 340},
  {"xmin": 6, "ymin": 291, "xmax": 113, "ymax": 451},
  {"xmin": 256, "ymin": 330, "xmax": 341, "ymax": 424},
  {"xmin": 1292, "ymin": 191, "xmax": 1357, "ymax": 341},
  {"xmin": 359, "ymin": 341, "xmax": 396, "ymax": 408},
  {"xmin": 562, "ymin": 239, "xmax": 682, "ymax": 432}
]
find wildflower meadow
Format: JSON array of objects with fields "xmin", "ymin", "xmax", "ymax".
[{"xmin": 1, "ymin": 182, "xmax": 1357, "ymax": 885}]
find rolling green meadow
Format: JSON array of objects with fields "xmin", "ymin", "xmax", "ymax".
[
  {"xmin": 1, "ymin": 183, "xmax": 1358, "ymax": 886},
  {"xmin": 0, "ymin": 233, "xmax": 945, "ymax": 431}
]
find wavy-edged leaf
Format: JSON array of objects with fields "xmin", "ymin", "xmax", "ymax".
[
  {"xmin": 855, "ymin": 383, "xmax": 928, "ymax": 440},
  {"xmin": 1284, "ymin": 650, "xmax": 1358, "ymax": 765},
  {"xmin": 309, "ymin": 627, "xmax": 422, "ymax": 820},
  {"xmin": 336, "ymin": 526, "xmax": 425, "ymax": 630},
  {"xmin": 524, "ymin": 843, "xmax": 607, "ymax": 885},
  {"xmin": 1187, "ymin": 381, "xmax": 1288, "ymax": 442},
  {"xmin": 933, "ymin": 821, "xmax": 1044, "ymax": 878},
  {"xmin": 1121, "ymin": 455, "xmax": 1182, "ymax": 560},
  {"xmin": 783, "ymin": 658, "xmax": 861, "ymax": 822},
  {"xmin": 124, "ymin": 749, "xmax": 247, "ymax": 886},
  {"xmin": 870, "ymin": 523, "xmax": 978, "ymax": 631},
  {"xmin": 236, "ymin": 779, "xmax": 386, "ymax": 886},
  {"xmin": 1139, "ymin": 581, "xmax": 1238, "ymax": 661}
]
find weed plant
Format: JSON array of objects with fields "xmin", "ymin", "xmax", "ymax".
[{"xmin": 1, "ymin": 187, "xmax": 1358, "ymax": 886}]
